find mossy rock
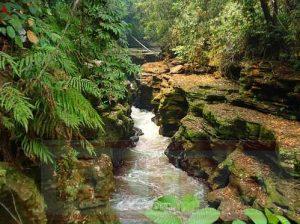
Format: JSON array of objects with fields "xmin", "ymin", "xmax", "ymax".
[
  {"xmin": 0, "ymin": 163, "xmax": 47, "ymax": 224},
  {"xmin": 180, "ymin": 115, "xmax": 210, "ymax": 142}
]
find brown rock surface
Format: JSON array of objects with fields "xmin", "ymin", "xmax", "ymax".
[{"xmin": 137, "ymin": 60, "xmax": 300, "ymax": 222}]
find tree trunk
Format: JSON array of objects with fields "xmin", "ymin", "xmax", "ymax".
[
  {"xmin": 271, "ymin": 0, "xmax": 278, "ymax": 18},
  {"xmin": 259, "ymin": 0, "xmax": 276, "ymax": 25}
]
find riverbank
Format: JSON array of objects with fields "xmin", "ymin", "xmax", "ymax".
[{"xmin": 135, "ymin": 60, "xmax": 300, "ymax": 222}]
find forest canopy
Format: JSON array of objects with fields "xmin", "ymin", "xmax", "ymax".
[{"xmin": 131, "ymin": 0, "xmax": 299, "ymax": 71}]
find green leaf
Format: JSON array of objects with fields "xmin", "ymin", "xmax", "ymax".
[
  {"xmin": 144, "ymin": 210, "xmax": 182, "ymax": 224},
  {"xmin": 276, "ymin": 215, "xmax": 291, "ymax": 224},
  {"xmin": 9, "ymin": 17, "xmax": 22, "ymax": 31},
  {"xmin": 187, "ymin": 208, "xmax": 220, "ymax": 224},
  {"xmin": 6, "ymin": 26, "xmax": 16, "ymax": 39},
  {"xmin": 153, "ymin": 195, "xmax": 180, "ymax": 211},
  {"xmin": 180, "ymin": 194, "xmax": 200, "ymax": 212},
  {"xmin": 0, "ymin": 27, "xmax": 6, "ymax": 35},
  {"xmin": 28, "ymin": 6, "xmax": 37, "ymax": 15},
  {"xmin": 15, "ymin": 36, "xmax": 23, "ymax": 48},
  {"xmin": 232, "ymin": 220, "xmax": 247, "ymax": 224},
  {"xmin": 264, "ymin": 208, "xmax": 279, "ymax": 224},
  {"xmin": 244, "ymin": 209, "xmax": 267, "ymax": 224}
]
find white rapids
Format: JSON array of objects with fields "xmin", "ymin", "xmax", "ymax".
[{"xmin": 111, "ymin": 106, "xmax": 207, "ymax": 223}]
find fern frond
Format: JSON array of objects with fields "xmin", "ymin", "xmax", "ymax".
[
  {"xmin": 0, "ymin": 86, "xmax": 34, "ymax": 131},
  {"xmin": 0, "ymin": 52, "xmax": 19, "ymax": 76},
  {"xmin": 66, "ymin": 77, "xmax": 101, "ymax": 97},
  {"xmin": 21, "ymin": 136, "xmax": 54, "ymax": 164},
  {"xmin": 1, "ymin": 116, "xmax": 15, "ymax": 131},
  {"xmin": 54, "ymin": 88, "xmax": 103, "ymax": 131},
  {"xmin": 79, "ymin": 138, "xmax": 96, "ymax": 156},
  {"xmin": 17, "ymin": 51, "xmax": 49, "ymax": 74}
]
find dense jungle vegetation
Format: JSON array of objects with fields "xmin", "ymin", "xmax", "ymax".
[
  {"xmin": 131, "ymin": 0, "xmax": 299, "ymax": 72},
  {"xmin": 0, "ymin": 0, "xmax": 138, "ymax": 165}
]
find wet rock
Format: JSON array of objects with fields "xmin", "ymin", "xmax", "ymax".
[
  {"xmin": 0, "ymin": 163, "xmax": 47, "ymax": 224},
  {"xmin": 208, "ymin": 185, "xmax": 248, "ymax": 222},
  {"xmin": 133, "ymin": 127, "xmax": 144, "ymax": 136},
  {"xmin": 157, "ymin": 87, "xmax": 189, "ymax": 136},
  {"xmin": 43, "ymin": 154, "xmax": 116, "ymax": 224}
]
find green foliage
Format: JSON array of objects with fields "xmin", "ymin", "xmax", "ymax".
[
  {"xmin": 153, "ymin": 195, "xmax": 180, "ymax": 210},
  {"xmin": 0, "ymin": 85, "xmax": 33, "ymax": 131},
  {"xmin": 181, "ymin": 194, "xmax": 201, "ymax": 212},
  {"xmin": 144, "ymin": 195, "xmax": 292, "ymax": 224},
  {"xmin": 187, "ymin": 208, "xmax": 220, "ymax": 224},
  {"xmin": 144, "ymin": 210, "xmax": 182, "ymax": 224},
  {"xmin": 265, "ymin": 208, "xmax": 279, "ymax": 224},
  {"xmin": 243, "ymin": 208, "xmax": 291, "ymax": 224},
  {"xmin": 244, "ymin": 208, "xmax": 268, "ymax": 224},
  {"xmin": 0, "ymin": 1, "xmax": 41, "ymax": 47},
  {"xmin": 132, "ymin": 0, "xmax": 299, "ymax": 66},
  {"xmin": 232, "ymin": 220, "xmax": 247, "ymax": 224},
  {"xmin": 276, "ymin": 215, "xmax": 291, "ymax": 224},
  {"xmin": 145, "ymin": 194, "xmax": 220, "ymax": 224},
  {"xmin": 0, "ymin": 0, "xmax": 137, "ymax": 165}
]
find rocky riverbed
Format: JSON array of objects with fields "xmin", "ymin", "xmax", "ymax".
[{"xmin": 135, "ymin": 60, "xmax": 300, "ymax": 222}]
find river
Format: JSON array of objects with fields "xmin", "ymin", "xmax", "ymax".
[{"xmin": 111, "ymin": 107, "xmax": 208, "ymax": 223}]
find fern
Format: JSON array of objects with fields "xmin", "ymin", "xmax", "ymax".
[
  {"xmin": 66, "ymin": 77, "xmax": 101, "ymax": 97},
  {"xmin": 0, "ymin": 52, "xmax": 19, "ymax": 76},
  {"xmin": 0, "ymin": 86, "xmax": 34, "ymax": 131},
  {"xmin": 21, "ymin": 136, "xmax": 54, "ymax": 164},
  {"xmin": 54, "ymin": 88, "xmax": 103, "ymax": 130}
]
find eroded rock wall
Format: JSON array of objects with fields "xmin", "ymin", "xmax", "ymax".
[{"xmin": 137, "ymin": 60, "xmax": 300, "ymax": 222}]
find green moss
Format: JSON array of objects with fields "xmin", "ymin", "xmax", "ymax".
[
  {"xmin": 0, "ymin": 163, "xmax": 47, "ymax": 224},
  {"xmin": 246, "ymin": 122, "xmax": 261, "ymax": 139}
]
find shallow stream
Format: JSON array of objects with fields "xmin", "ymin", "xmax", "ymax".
[{"xmin": 111, "ymin": 107, "xmax": 208, "ymax": 223}]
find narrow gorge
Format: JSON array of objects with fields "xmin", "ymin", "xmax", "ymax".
[{"xmin": 132, "ymin": 59, "xmax": 300, "ymax": 222}]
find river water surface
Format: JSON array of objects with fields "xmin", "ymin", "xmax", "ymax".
[{"xmin": 111, "ymin": 107, "xmax": 208, "ymax": 223}]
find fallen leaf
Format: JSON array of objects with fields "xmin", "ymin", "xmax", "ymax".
[{"xmin": 27, "ymin": 30, "xmax": 39, "ymax": 44}]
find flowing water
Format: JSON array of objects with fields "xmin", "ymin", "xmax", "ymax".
[{"xmin": 111, "ymin": 107, "xmax": 208, "ymax": 223}]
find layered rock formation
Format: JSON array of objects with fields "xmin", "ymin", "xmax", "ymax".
[
  {"xmin": 136, "ymin": 60, "xmax": 300, "ymax": 222},
  {"xmin": 43, "ymin": 154, "xmax": 118, "ymax": 224}
]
